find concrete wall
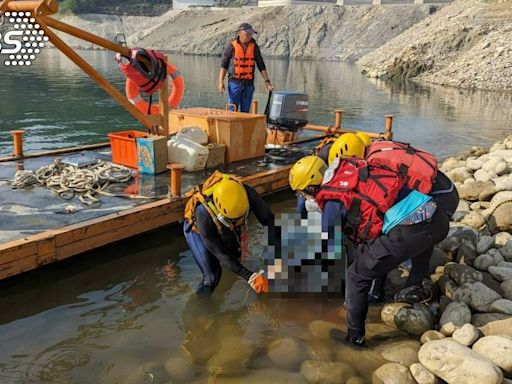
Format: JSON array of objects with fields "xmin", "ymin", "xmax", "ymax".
[
  {"xmin": 259, "ymin": 0, "xmax": 450, "ymax": 5},
  {"xmin": 173, "ymin": 0, "xmax": 216, "ymax": 9}
]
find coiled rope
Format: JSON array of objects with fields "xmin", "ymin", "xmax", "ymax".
[{"xmin": 7, "ymin": 159, "xmax": 166, "ymax": 206}]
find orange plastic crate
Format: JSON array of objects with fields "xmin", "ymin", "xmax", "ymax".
[{"xmin": 108, "ymin": 130, "xmax": 148, "ymax": 168}]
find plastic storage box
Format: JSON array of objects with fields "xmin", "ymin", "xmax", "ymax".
[
  {"xmin": 108, "ymin": 130, "xmax": 148, "ymax": 168},
  {"xmin": 167, "ymin": 136, "xmax": 209, "ymax": 172}
]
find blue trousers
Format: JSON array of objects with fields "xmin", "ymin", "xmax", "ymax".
[
  {"xmin": 183, "ymin": 222, "xmax": 222, "ymax": 294},
  {"xmin": 228, "ymin": 80, "xmax": 255, "ymax": 113}
]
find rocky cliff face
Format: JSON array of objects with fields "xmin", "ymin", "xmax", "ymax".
[
  {"xmin": 357, "ymin": 0, "xmax": 512, "ymax": 91},
  {"xmin": 58, "ymin": 5, "xmax": 437, "ymax": 62}
]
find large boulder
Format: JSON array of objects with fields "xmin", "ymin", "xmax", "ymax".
[
  {"xmin": 453, "ymin": 282, "xmax": 502, "ymax": 312},
  {"xmin": 418, "ymin": 339, "xmax": 503, "ymax": 384},
  {"xmin": 308, "ymin": 320, "xmax": 342, "ymax": 341},
  {"xmin": 478, "ymin": 317, "xmax": 512, "ymax": 337},
  {"xmin": 392, "ymin": 303, "xmax": 435, "ymax": 336},
  {"xmin": 299, "ymin": 360, "xmax": 356, "ymax": 384},
  {"xmin": 472, "ymin": 313, "xmax": 511, "ymax": 327},
  {"xmin": 439, "ymin": 301, "xmax": 472, "ymax": 336},
  {"xmin": 488, "ymin": 299, "xmax": 512, "ymax": 315},
  {"xmin": 372, "ymin": 362, "xmax": 415, "ymax": 384},
  {"xmin": 445, "ymin": 263, "xmax": 482, "ymax": 285},
  {"xmin": 501, "ymin": 280, "xmax": 512, "ymax": 300},
  {"xmin": 474, "ymin": 254, "xmax": 495, "ymax": 271},
  {"xmin": 477, "ymin": 236, "xmax": 495, "ymax": 254},
  {"xmin": 472, "ymin": 335, "xmax": 512, "ymax": 374},
  {"xmin": 207, "ymin": 336, "xmax": 251, "ymax": 376},
  {"xmin": 457, "ymin": 181, "xmax": 495, "ymax": 201},
  {"xmin": 377, "ymin": 340, "xmax": 421, "ymax": 367},
  {"xmin": 452, "ymin": 323, "xmax": 481, "ymax": 346},
  {"xmin": 409, "ymin": 363, "xmax": 440, "ymax": 384},
  {"xmin": 488, "ymin": 266, "xmax": 512, "ymax": 282}
]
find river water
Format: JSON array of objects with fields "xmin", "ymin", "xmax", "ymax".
[{"xmin": 0, "ymin": 50, "xmax": 511, "ymax": 383}]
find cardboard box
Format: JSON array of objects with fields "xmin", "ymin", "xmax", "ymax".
[
  {"xmin": 206, "ymin": 143, "xmax": 226, "ymax": 169},
  {"xmin": 136, "ymin": 136, "xmax": 168, "ymax": 174},
  {"xmin": 169, "ymin": 108, "xmax": 266, "ymax": 163}
]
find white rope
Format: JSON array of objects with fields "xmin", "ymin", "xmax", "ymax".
[{"xmin": 9, "ymin": 159, "xmax": 168, "ymax": 207}]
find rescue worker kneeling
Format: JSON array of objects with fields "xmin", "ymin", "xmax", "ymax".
[
  {"xmin": 184, "ymin": 171, "xmax": 271, "ymax": 294},
  {"xmin": 316, "ymin": 157, "xmax": 450, "ymax": 348}
]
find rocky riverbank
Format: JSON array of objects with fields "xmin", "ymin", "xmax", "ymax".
[{"xmin": 358, "ymin": 0, "xmax": 512, "ymax": 92}]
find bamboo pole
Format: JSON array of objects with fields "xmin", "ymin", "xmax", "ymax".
[
  {"xmin": 168, "ymin": 164, "xmax": 184, "ymax": 198},
  {"xmin": 34, "ymin": 17, "xmax": 153, "ymax": 130},
  {"xmin": 334, "ymin": 109, "xmax": 343, "ymax": 129},
  {"xmin": 157, "ymin": 77, "xmax": 169, "ymax": 136},
  {"xmin": 251, "ymin": 100, "xmax": 259, "ymax": 114}
]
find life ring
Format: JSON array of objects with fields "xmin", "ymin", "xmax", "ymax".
[{"xmin": 126, "ymin": 62, "xmax": 184, "ymax": 114}]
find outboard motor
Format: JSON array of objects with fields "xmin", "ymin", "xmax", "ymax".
[{"xmin": 267, "ymin": 91, "xmax": 308, "ymax": 133}]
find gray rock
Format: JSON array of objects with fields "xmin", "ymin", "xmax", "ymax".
[
  {"xmin": 445, "ymin": 263, "xmax": 483, "ymax": 285},
  {"xmin": 299, "ymin": 360, "xmax": 356, "ymax": 384},
  {"xmin": 461, "ymin": 211, "xmax": 486, "ymax": 230},
  {"xmin": 449, "ymin": 167, "xmax": 472, "ymax": 183},
  {"xmin": 477, "ymin": 236, "xmax": 495, "ymax": 254},
  {"xmin": 488, "ymin": 299, "xmax": 512, "ymax": 315},
  {"xmin": 494, "ymin": 232, "xmax": 512, "ymax": 247},
  {"xmin": 501, "ymin": 240, "xmax": 512, "ymax": 260},
  {"xmin": 409, "ymin": 363, "xmax": 440, "ymax": 384},
  {"xmin": 488, "ymin": 266, "xmax": 512, "ymax": 282},
  {"xmin": 457, "ymin": 181, "xmax": 495, "ymax": 201},
  {"xmin": 381, "ymin": 303, "xmax": 411, "ymax": 329},
  {"xmin": 453, "ymin": 281, "xmax": 502, "ymax": 312},
  {"xmin": 501, "ymin": 280, "xmax": 512, "ymax": 300},
  {"xmin": 455, "ymin": 240, "xmax": 479, "ymax": 265},
  {"xmin": 451, "ymin": 228, "xmax": 478, "ymax": 247},
  {"xmin": 467, "ymin": 160, "xmax": 483, "ymax": 171},
  {"xmin": 457, "ymin": 200, "xmax": 471, "ymax": 212},
  {"xmin": 479, "ymin": 317, "xmax": 512, "ymax": 337},
  {"xmin": 420, "ymin": 330, "xmax": 446, "ymax": 344},
  {"xmin": 438, "ymin": 236, "xmax": 461, "ymax": 253},
  {"xmin": 267, "ymin": 338, "xmax": 307, "ymax": 371},
  {"xmin": 487, "ymin": 248, "xmax": 504, "ymax": 264},
  {"xmin": 452, "ymin": 323, "xmax": 481, "ymax": 346},
  {"xmin": 472, "ymin": 313, "xmax": 511, "ymax": 327},
  {"xmin": 377, "ymin": 340, "xmax": 421, "ymax": 367},
  {"xmin": 480, "ymin": 271, "xmax": 504, "ymax": 293},
  {"xmin": 452, "ymin": 212, "xmax": 468, "ymax": 223},
  {"xmin": 474, "ymin": 169, "xmax": 491, "ymax": 182},
  {"xmin": 394, "ymin": 303, "xmax": 435, "ymax": 336},
  {"xmin": 372, "ymin": 362, "xmax": 415, "ymax": 384},
  {"xmin": 437, "ymin": 275, "xmax": 458, "ymax": 299},
  {"xmin": 472, "ymin": 335, "xmax": 512, "ymax": 374},
  {"xmin": 439, "ymin": 301, "xmax": 472, "ymax": 336},
  {"xmin": 439, "ymin": 295, "xmax": 452, "ymax": 312},
  {"xmin": 418, "ymin": 339, "xmax": 503, "ymax": 384},
  {"xmin": 474, "ymin": 254, "xmax": 495, "ymax": 271},
  {"xmin": 498, "ymin": 261, "xmax": 512, "ymax": 268},
  {"xmin": 428, "ymin": 248, "xmax": 451, "ymax": 274}
]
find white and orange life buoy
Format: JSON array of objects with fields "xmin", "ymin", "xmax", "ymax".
[{"xmin": 126, "ymin": 61, "xmax": 184, "ymax": 115}]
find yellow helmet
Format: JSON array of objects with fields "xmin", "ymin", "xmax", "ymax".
[
  {"xmin": 328, "ymin": 133, "xmax": 366, "ymax": 164},
  {"xmin": 213, "ymin": 179, "xmax": 249, "ymax": 219},
  {"xmin": 289, "ymin": 155, "xmax": 327, "ymax": 191},
  {"xmin": 356, "ymin": 132, "xmax": 372, "ymax": 147}
]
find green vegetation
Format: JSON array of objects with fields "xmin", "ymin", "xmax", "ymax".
[{"xmin": 57, "ymin": 0, "xmax": 172, "ymax": 16}]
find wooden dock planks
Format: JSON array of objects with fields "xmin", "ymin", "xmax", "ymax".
[{"xmin": 0, "ymin": 165, "xmax": 291, "ymax": 281}]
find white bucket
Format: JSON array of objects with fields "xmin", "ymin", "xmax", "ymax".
[
  {"xmin": 176, "ymin": 126, "xmax": 209, "ymax": 145},
  {"xmin": 168, "ymin": 136, "xmax": 209, "ymax": 172}
]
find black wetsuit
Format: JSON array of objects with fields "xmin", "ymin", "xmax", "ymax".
[{"xmin": 183, "ymin": 185, "xmax": 273, "ymax": 293}]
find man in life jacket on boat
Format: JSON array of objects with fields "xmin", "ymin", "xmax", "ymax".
[
  {"xmin": 290, "ymin": 133, "xmax": 458, "ymax": 347},
  {"xmin": 183, "ymin": 171, "xmax": 272, "ymax": 295},
  {"xmin": 218, "ymin": 23, "xmax": 273, "ymax": 113}
]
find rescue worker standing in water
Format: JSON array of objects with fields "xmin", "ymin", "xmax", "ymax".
[
  {"xmin": 218, "ymin": 23, "xmax": 273, "ymax": 112},
  {"xmin": 183, "ymin": 171, "xmax": 271, "ymax": 295}
]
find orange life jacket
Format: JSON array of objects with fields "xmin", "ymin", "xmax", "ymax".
[{"xmin": 231, "ymin": 39, "xmax": 256, "ymax": 80}]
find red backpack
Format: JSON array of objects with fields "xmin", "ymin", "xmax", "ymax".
[
  {"xmin": 365, "ymin": 140, "xmax": 438, "ymax": 194},
  {"xmin": 316, "ymin": 158, "xmax": 404, "ymax": 243},
  {"xmin": 117, "ymin": 48, "xmax": 167, "ymax": 95}
]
